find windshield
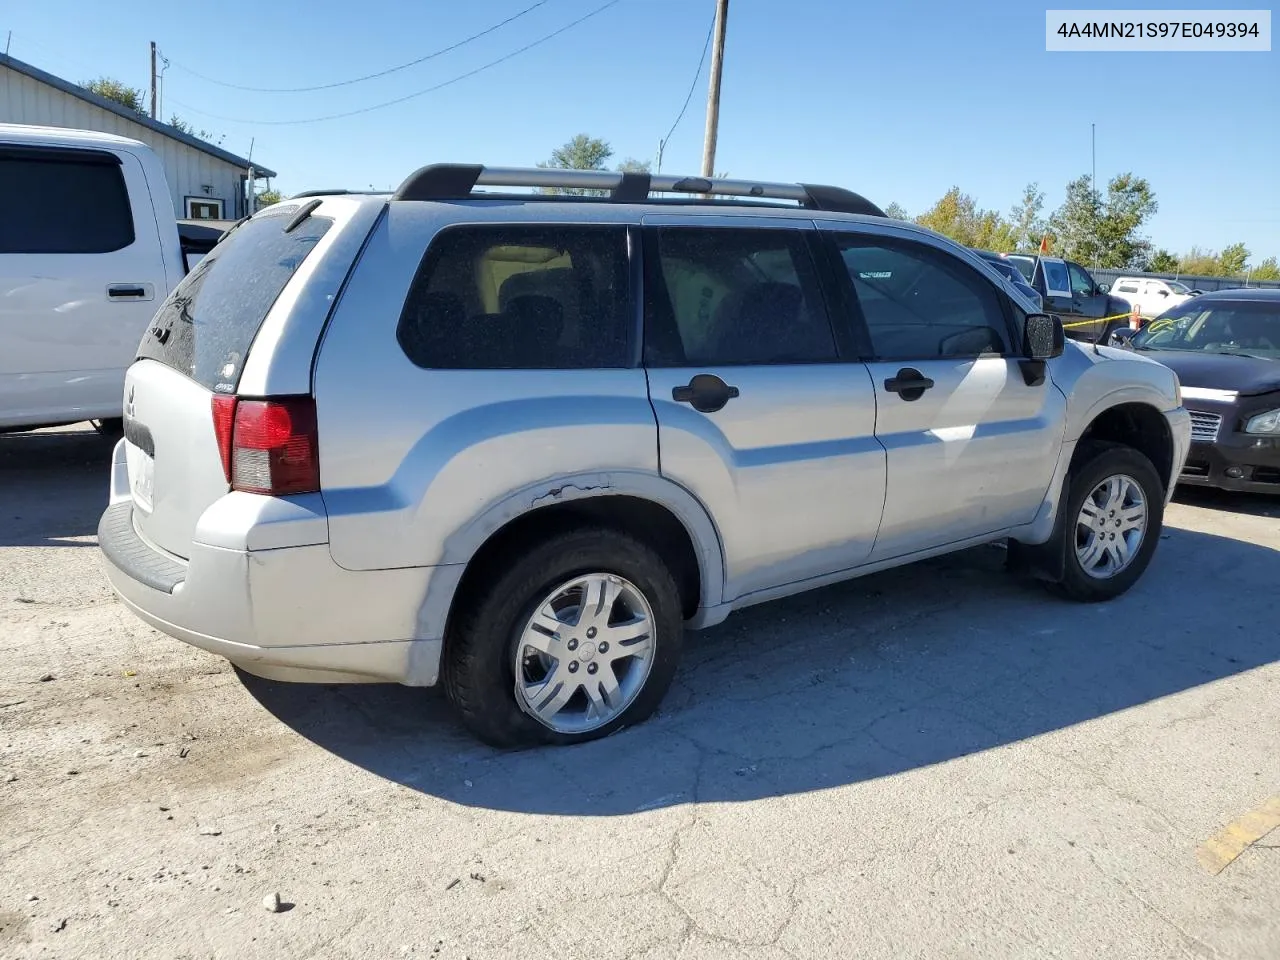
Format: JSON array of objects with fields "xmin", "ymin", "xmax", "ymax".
[
  {"xmin": 1166, "ymin": 280, "xmax": 1192, "ymax": 295},
  {"xmin": 1130, "ymin": 300, "xmax": 1280, "ymax": 359}
]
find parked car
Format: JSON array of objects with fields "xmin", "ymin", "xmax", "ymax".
[
  {"xmin": 1001, "ymin": 254, "xmax": 1128, "ymax": 342},
  {"xmin": 97, "ymin": 164, "xmax": 1191, "ymax": 747},
  {"xmin": 0, "ymin": 123, "xmax": 218, "ymax": 434},
  {"xmin": 971, "ymin": 249, "xmax": 1043, "ymax": 310},
  {"xmin": 1112, "ymin": 288, "xmax": 1280, "ymax": 493},
  {"xmin": 1109, "ymin": 276, "xmax": 1197, "ymax": 318}
]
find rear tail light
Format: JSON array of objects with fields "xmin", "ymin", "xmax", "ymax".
[{"xmin": 209, "ymin": 395, "xmax": 320, "ymax": 496}]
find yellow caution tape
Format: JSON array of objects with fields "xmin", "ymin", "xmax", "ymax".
[{"xmin": 1060, "ymin": 311, "xmax": 1154, "ymax": 331}]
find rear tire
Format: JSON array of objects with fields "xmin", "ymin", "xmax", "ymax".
[
  {"xmin": 1045, "ymin": 444, "xmax": 1165, "ymax": 602},
  {"xmin": 443, "ymin": 527, "xmax": 684, "ymax": 748}
]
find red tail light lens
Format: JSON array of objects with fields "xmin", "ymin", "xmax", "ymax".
[{"xmin": 209, "ymin": 395, "xmax": 320, "ymax": 496}]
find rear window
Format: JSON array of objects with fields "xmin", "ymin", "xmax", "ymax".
[
  {"xmin": 136, "ymin": 209, "xmax": 332, "ymax": 391},
  {"xmin": 0, "ymin": 150, "xmax": 134, "ymax": 254},
  {"xmin": 396, "ymin": 224, "xmax": 631, "ymax": 369}
]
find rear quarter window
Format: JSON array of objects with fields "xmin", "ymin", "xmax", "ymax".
[
  {"xmin": 136, "ymin": 210, "xmax": 333, "ymax": 392},
  {"xmin": 396, "ymin": 224, "xmax": 631, "ymax": 369}
]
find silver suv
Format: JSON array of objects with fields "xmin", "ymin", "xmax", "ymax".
[{"xmin": 98, "ymin": 165, "xmax": 1192, "ymax": 747}]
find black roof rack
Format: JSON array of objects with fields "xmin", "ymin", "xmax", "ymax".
[
  {"xmin": 389, "ymin": 164, "xmax": 886, "ymax": 218},
  {"xmin": 287, "ymin": 189, "xmax": 389, "ymax": 199}
]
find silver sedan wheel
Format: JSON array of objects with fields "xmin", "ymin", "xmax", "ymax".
[
  {"xmin": 1075, "ymin": 474, "xmax": 1147, "ymax": 579},
  {"xmin": 513, "ymin": 573, "xmax": 656, "ymax": 735}
]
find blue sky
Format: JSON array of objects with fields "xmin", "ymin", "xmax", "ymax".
[{"xmin": 5, "ymin": 0, "xmax": 1278, "ymax": 259}]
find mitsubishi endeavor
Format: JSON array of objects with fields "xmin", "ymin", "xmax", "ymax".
[{"xmin": 97, "ymin": 165, "xmax": 1192, "ymax": 747}]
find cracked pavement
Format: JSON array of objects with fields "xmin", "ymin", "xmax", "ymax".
[{"xmin": 3, "ymin": 426, "xmax": 1279, "ymax": 959}]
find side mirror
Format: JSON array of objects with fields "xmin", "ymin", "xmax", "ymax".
[
  {"xmin": 1023, "ymin": 312, "xmax": 1065, "ymax": 360},
  {"xmin": 1157, "ymin": 289, "xmax": 1169, "ymax": 297},
  {"xmin": 1096, "ymin": 283, "xmax": 1109, "ymax": 294}
]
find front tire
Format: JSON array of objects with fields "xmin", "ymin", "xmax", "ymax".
[
  {"xmin": 443, "ymin": 527, "xmax": 684, "ymax": 748},
  {"xmin": 1049, "ymin": 445, "xmax": 1165, "ymax": 602}
]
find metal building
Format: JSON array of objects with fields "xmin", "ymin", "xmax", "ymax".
[{"xmin": 1, "ymin": 53, "xmax": 276, "ymax": 220}]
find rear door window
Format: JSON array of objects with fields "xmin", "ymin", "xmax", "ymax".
[
  {"xmin": 396, "ymin": 224, "xmax": 631, "ymax": 369},
  {"xmin": 1042, "ymin": 260, "xmax": 1071, "ymax": 297},
  {"xmin": 0, "ymin": 149, "xmax": 134, "ymax": 254},
  {"xmin": 643, "ymin": 227, "xmax": 837, "ymax": 366},
  {"xmin": 136, "ymin": 209, "xmax": 332, "ymax": 392}
]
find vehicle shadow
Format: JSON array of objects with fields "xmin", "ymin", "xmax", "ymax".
[
  {"xmin": 243, "ymin": 524, "xmax": 1280, "ymax": 816},
  {"xmin": 0, "ymin": 426, "xmax": 114, "ymax": 547},
  {"xmin": 1173, "ymin": 484, "xmax": 1279, "ymax": 519}
]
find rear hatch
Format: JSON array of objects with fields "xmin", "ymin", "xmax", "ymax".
[{"xmin": 124, "ymin": 207, "xmax": 335, "ymax": 560}]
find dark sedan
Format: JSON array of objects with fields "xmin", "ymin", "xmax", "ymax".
[{"xmin": 1120, "ymin": 289, "xmax": 1280, "ymax": 494}]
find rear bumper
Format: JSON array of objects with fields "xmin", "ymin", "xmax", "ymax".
[
  {"xmin": 98, "ymin": 439, "xmax": 449, "ymax": 685},
  {"xmin": 1178, "ymin": 435, "xmax": 1280, "ymax": 495}
]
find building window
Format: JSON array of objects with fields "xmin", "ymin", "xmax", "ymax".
[{"xmin": 184, "ymin": 197, "xmax": 224, "ymax": 220}]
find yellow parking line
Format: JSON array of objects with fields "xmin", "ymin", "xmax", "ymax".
[{"xmin": 1196, "ymin": 795, "xmax": 1280, "ymax": 875}]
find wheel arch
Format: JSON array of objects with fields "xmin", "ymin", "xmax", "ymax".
[{"xmin": 417, "ymin": 471, "xmax": 727, "ymax": 653}]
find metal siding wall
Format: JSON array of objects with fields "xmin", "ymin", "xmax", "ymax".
[
  {"xmin": 2, "ymin": 65, "xmax": 247, "ymax": 219},
  {"xmin": 1090, "ymin": 266, "xmax": 1280, "ymax": 293}
]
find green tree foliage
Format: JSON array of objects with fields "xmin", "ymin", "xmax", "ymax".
[
  {"xmin": 616, "ymin": 157, "xmax": 652, "ymax": 174},
  {"xmin": 81, "ymin": 77, "xmax": 145, "ymax": 113},
  {"xmin": 1218, "ymin": 242, "xmax": 1250, "ymax": 276},
  {"xmin": 167, "ymin": 115, "xmax": 225, "ymax": 146},
  {"xmin": 1008, "ymin": 183, "xmax": 1046, "ymax": 252},
  {"xmin": 538, "ymin": 134, "xmax": 614, "ymax": 195},
  {"xmin": 1047, "ymin": 173, "xmax": 1158, "ymax": 269},
  {"xmin": 914, "ymin": 187, "xmax": 1017, "ymax": 251},
  {"xmin": 1250, "ymin": 257, "xmax": 1280, "ymax": 281},
  {"xmin": 1146, "ymin": 249, "xmax": 1179, "ymax": 272},
  {"xmin": 883, "ymin": 202, "xmax": 909, "ymax": 221},
  {"xmin": 255, "ymin": 189, "xmax": 283, "ymax": 208}
]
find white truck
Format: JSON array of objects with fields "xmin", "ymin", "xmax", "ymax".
[
  {"xmin": 0, "ymin": 123, "xmax": 224, "ymax": 434},
  {"xmin": 1108, "ymin": 276, "xmax": 1198, "ymax": 318}
]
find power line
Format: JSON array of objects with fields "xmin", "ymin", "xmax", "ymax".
[
  {"xmin": 660, "ymin": 7, "xmax": 715, "ymax": 150},
  {"xmin": 165, "ymin": 0, "xmax": 553, "ymax": 93},
  {"xmin": 164, "ymin": 0, "xmax": 624, "ymax": 127}
]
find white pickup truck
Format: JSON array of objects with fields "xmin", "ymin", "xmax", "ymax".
[
  {"xmin": 0, "ymin": 123, "xmax": 225, "ymax": 433},
  {"xmin": 1108, "ymin": 276, "xmax": 1198, "ymax": 318}
]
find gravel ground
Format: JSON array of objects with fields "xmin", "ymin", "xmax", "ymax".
[{"xmin": 2, "ymin": 425, "xmax": 1279, "ymax": 960}]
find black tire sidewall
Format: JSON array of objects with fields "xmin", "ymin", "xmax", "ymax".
[
  {"xmin": 1057, "ymin": 446, "xmax": 1165, "ymax": 601},
  {"xmin": 443, "ymin": 527, "xmax": 684, "ymax": 748}
]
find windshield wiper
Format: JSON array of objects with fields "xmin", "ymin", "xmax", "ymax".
[{"xmin": 1209, "ymin": 349, "xmax": 1273, "ymax": 360}]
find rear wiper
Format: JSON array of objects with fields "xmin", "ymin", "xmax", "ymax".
[{"xmin": 283, "ymin": 198, "xmax": 323, "ymax": 233}]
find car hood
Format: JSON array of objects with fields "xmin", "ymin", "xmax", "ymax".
[{"xmin": 1139, "ymin": 349, "xmax": 1280, "ymax": 396}]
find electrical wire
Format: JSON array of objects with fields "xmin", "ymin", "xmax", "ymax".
[
  {"xmin": 166, "ymin": 0, "xmax": 553, "ymax": 93},
  {"xmin": 164, "ymin": 0, "xmax": 624, "ymax": 127},
  {"xmin": 660, "ymin": 8, "xmax": 715, "ymax": 149}
]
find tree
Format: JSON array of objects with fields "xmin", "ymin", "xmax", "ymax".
[
  {"xmin": 915, "ymin": 187, "xmax": 1016, "ymax": 251},
  {"xmin": 883, "ymin": 202, "xmax": 909, "ymax": 221},
  {"xmin": 538, "ymin": 134, "xmax": 614, "ymax": 195},
  {"xmin": 167, "ymin": 115, "xmax": 226, "ymax": 147},
  {"xmin": 1147, "ymin": 249, "xmax": 1179, "ymax": 272},
  {"xmin": 1179, "ymin": 247, "xmax": 1221, "ymax": 275},
  {"xmin": 255, "ymin": 189, "xmax": 283, "ymax": 208},
  {"xmin": 1250, "ymin": 257, "xmax": 1280, "ymax": 281},
  {"xmin": 616, "ymin": 157, "xmax": 651, "ymax": 174},
  {"xmin": 1218, "ymin": 242, "xmax": 1250, "ymax": 276},
  {"xmin": 1048, "ymin": 173, "xmax": 1157, "ymax": 269},
  {"xmin": 81, "ymin": 77, "xmax": 145, "ymax": 114},
  {"xmin": 1009, "ymin": 183, "xmax": 1046, "ymax": 252}
]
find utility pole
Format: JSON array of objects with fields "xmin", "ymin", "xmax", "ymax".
[
  {"xmin": 149, "ymin": 41, "xmax": 158, "ymax": 119},
  {"xmin": 1091, "ymin": 122, "xmax": 1099, "ymax": 271},
  {"xmin": 700, "ymin": 0, "xmax": 729, "ymax": 179}
]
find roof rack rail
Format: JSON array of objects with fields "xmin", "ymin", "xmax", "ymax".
[{"xmin": 390, "ymin": 164, "xmax": 886, "ymax": 218}]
